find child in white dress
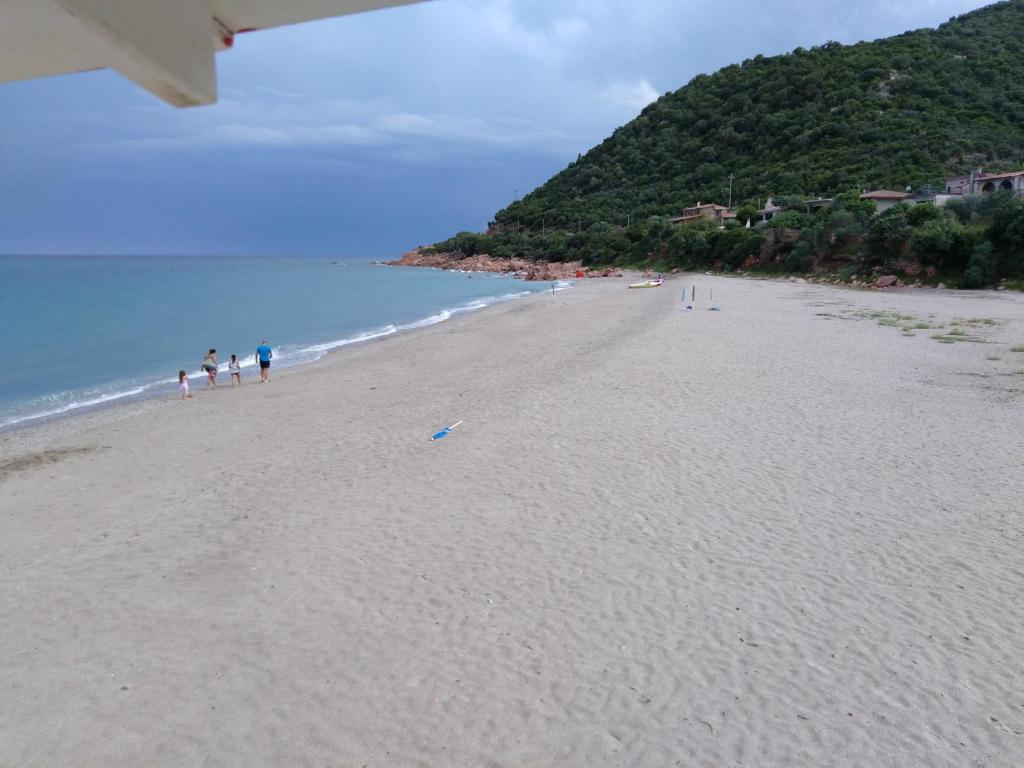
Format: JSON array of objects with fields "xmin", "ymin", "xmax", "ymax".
[{"xmin": 178, "ymin": 370, "xmax": 192, "ymax": 399}]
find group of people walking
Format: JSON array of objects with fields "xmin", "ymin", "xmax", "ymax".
[{"xmin": 178, "ymin": 340, "xmax": 273, "ymax": 399}]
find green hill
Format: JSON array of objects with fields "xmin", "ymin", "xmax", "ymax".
[
  {"xmin": 425, "ymin": 1, "xmax": 1024, "ymax": 287},
  {"xmin": 496, "ymin": 0, "xmax": 1024, "ymax": 230}
]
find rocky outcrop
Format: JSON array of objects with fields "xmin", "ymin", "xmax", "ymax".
[{"xmin": 386, "ymin": 249, "xmax": 620, "ymax": 280}]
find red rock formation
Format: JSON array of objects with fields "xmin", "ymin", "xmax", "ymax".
[{"xmin": 386, "ymin": 249, "xmax": 620, "ymax": 280}]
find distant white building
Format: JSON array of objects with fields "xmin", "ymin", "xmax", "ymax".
[
  {"xmin": 756, "ymin": 197, "xmax": 786, "ymax": 224},
  {"xmin": 753, "ymin": 197, "xmax": 835, "ymax": 226},
  {"xmin": 859, "ymin": 190, "xmax": 910, "ymax": 214},
  {"xmin": 669, "ymin": 202, "xmax": 737, "ymax": 227},
  {"xmin": 860, "ymin": 188, "xmax": 965, "ymax": 213}
]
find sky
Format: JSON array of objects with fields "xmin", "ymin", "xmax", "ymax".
[{"xmin": 0, "ymin": 0, "xmax": 994, "ymax": 258}]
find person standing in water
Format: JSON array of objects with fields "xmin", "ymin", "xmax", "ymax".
[
  {"xmin": 202, "ymin": 349, "xmax": 218, "ymax": 388},
  {"xmin": 255, "ymin": 341, "xmax": 273, "ymax": 383}
]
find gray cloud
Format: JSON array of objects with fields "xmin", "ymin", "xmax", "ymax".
[{"xmin": 0, "ymin": 0, "xmax": 995, "ymax": 256}]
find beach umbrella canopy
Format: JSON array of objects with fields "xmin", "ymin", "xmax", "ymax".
[{"xmin": 0, "ymin": 0, "xmax": 430, "ymax": 107}]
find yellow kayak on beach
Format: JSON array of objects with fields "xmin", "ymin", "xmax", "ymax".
[{"xmin": 629, "ymin": 279, "xmax": 663, "ymax": 289}]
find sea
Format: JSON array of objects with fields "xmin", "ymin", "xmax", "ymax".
[{"xmin": 0, "ymin": 255, "xmax": 565, "ymax": 430}]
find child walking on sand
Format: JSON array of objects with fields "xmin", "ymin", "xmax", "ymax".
[
  {"xmin": 229, "ymin": 354, "xmax": 241, "ymax": 386},
  {"xmin": 179, "ymin": 370, "xmax": 192, "ymax": 399}
]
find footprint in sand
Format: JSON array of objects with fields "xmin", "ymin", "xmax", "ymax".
[{"xmin": 990, "ymin": 716, "xmax": 1023, "ymax": 736}]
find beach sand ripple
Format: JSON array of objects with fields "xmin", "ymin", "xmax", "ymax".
[{"xmin": 1, "ymin": 277, "xmax": 1022, "ymax": 767}]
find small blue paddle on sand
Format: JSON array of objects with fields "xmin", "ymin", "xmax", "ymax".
[{"xmin": 431, "ymin": 420, "xmax": 463, "ymax": 441}]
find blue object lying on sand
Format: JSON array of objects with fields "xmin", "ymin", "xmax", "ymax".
[{"xmin": 431, "ymin": 420, "xmax": 463, "ymax": 441}]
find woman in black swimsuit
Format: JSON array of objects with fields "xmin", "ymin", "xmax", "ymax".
[{"xmin": 202, "ymin": 348, "xmax": 218, "ymax": 388}]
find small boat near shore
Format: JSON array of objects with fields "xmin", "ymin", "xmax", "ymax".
[{"xmin": 629, "ymin": 278, "xmax": 663, "ymax": 289}]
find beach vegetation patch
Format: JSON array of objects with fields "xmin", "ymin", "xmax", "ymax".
[{"xmin": 931, "ymin": 333, "xmax": 986, "ymax": 344}]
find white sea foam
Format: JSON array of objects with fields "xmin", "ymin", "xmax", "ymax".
[
  {"xmin": 281, "ymin": 288, "xmax": 546, "ymax": 367},
  {"xmin": 0, "ymin": 282, "xmax": 571, "ymax": 431},
  {"xmin": 400, "ymin": 312, "xmax": 451, "ymax": 330},
  {"xmin": 1, "ymin": 385, "xmax": 149, "ymax": 428},
  {"xmin": 300, "ymin": 326, "xmax": 400, "ymax": 356}
]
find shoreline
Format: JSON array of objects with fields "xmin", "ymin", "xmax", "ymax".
[
  {"xmin": 1, "ymin": 265, "xmax": 1015, "ymax": 466},
  {"xmin": 0, "ymin": 277, "xmax": 572, "ymax": 440},
  {"xmin": 2, "ymin": 273, "xmax": 1023, "ymax": 766},
  {"xmin": 389, "ymin": 247, "xmax": 1024, "ymax": 293}
]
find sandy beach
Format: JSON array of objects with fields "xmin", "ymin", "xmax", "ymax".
[{"xmin": 1, "ymin": 274, "xmax": 1022, "ymax": 767}]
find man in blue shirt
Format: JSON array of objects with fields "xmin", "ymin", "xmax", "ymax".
[{"xmin": 255, "ymin": 341, "xmax": 273, "ymax": 383}]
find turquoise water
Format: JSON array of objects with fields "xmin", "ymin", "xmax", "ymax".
[{"xmin": 0, "ymin": 255, "xmax": 560, "ymax": 429}]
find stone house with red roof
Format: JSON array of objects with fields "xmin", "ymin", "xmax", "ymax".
[{"xmin": 945, "ymin": 168, "xmax": 1024, "ymax": 197}]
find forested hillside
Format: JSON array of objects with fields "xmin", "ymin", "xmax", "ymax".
[
  {"xmin": 495, "ymin": 0, "xmax": 1024, "ymax": 230},
  {"xmin": 422, "ymin": 1, "xmax": 1024, "ymax": 287}
]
